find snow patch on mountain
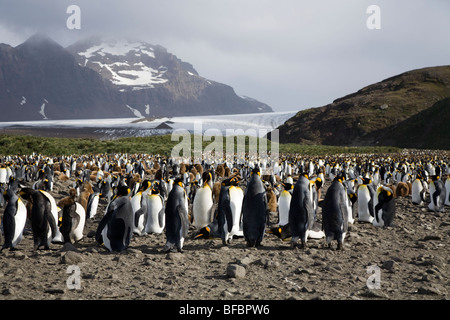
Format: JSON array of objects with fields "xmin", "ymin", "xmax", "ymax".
[{"xmin": 75, "ymin": 38, "xmax": 167, "ymax": 88}]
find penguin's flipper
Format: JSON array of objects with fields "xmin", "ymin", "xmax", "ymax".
[
  {"xmin": 96, "ymin": 205, "xmax": 115, "ymax": 244},
  {"xmin": 177, "ymin": 204, "xmax": 189, "ymax": 238},
  {"xmin": 134, "ymin": 207, "xmax": 145, "ymax": 228},
  {"xmin": 158, "ymin": 205, "xmax": 165, "ymax": 229},
  {"xmin": 221, "ymin": 200, "xmax": 233, "ymax": 233},
  {"xmin": 2, "ymin": 205, "xmax": 15, "ymax": 249},
  {"xmin": 432, "ymin": 190, "xmax": 440, "ymax": 211}
]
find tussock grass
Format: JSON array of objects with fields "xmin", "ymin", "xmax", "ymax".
[{"xmin": 0, "ymin": 134, "xmax": 401, "ymax": 157}]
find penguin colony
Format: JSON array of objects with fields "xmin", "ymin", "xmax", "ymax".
[{"xmin": 0, "ymin": 150, "xmax": 448, "ymax": 253}]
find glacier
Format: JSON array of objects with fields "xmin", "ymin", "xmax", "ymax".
[{"xmin": 0, "ymin": 111, "xmax": 295, "ymax": 138}]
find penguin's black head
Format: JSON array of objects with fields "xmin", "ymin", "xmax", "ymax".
[
  {"xmin": 315, "ymin": 177, "xmax": 323, "ymax": 189},
  {"xmin": 251, "ymin": 166, "xmax": 261, "ymax": 176},
  {"xmin": 431, "ymin": 175, "xmax": 440, "ymax": 181},
  {"xmin": 282, "ymin": 183, "xmax": 293, "ymax": 190},
  {"xmin": 361, "ymin": 177, "xmax": 371, "ymax": 185},
  {"xmin": 348, "ymin": 192, "xmax": 357, "ymax": 204},
  {"xmin": 202, "ymin": 171, "xmax": 212, "ymax": 183},
  {"xmin": 194, "ymin": 226, "xmax": 211, "ymax": 239},
  {"xmin": 174, "ymin": 177, "xmax": 184, "ymax": 188},
  {"xmin": 141, "ymin": 180, "xmax": 151, "ymax": 191},
  {"xmin": 116, "ymin": 185, "xmax": 131, "ymax": 197},
  {"xmin": 230, "ymin": 175, "xmax": 241, "ymax": 186}
]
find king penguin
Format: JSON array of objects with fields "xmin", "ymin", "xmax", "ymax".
[
  {"xmin": 95, "ymin": 186, "xmax": 134, "ymax": 252},
  {"xmin": 217, "ymin": 175, "xmax": 244, "ymax": 245},
  {"xmin": 145, "ymin": 180, "xmax": 166, "ymax": 234},
  {"xmin": 39, "ymin": 189, "xmax": 64, "ymax": 243},
  {"xmin": 277, "ymin": 183, "xmax": 293, "ymax": 227},
  {"xmin": 192, "ymin": 171, "xmax": 214, "ymax": 229},
  {"xmin": 411, "ymin": 176, "xmax": 427, "ymax": 205},
  {"xmin": 288, "ymin": 173, "xmax": 316, "ymax": 248},
  {"xmin": 428, "ymin": 175, "xmax": 446, "ymax": 212},
  {"xmin": 1, "ymin": 189, "xmax": 27, "ymax": 251},
  {"xmin": 59, "ymin": 189, "xmax": 86, "ymax": 243},
  {"xmin": 86, "ymin": 191, "xmax": 100, "ymax": 220},
  {"xmin": 372, "ymin": 185, "xmax": 396, "ymax": 227},
  {"xmin": 163, "ymin": 178, "xmax": 189, "ymax": 252},
  {"xmin": 322, "ymin": 176, "xmax": 350, "ymax": 250},
  {"xmin": 130, "ymin": 188, "xmax": 148, "ymax": 236},
  {"xmin": 20, "ymin": 188, "xmax": 58, "ymax": 250},
  {"xmin": 357, "ymin": 177, "xmax": 375, "ymax": 223},
  {"xmin": 242, "ymin": 166, "xmax": 269, "ymax": 247}
]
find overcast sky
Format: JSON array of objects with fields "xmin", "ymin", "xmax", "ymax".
[{"xmin": 1, "ymin": 0, "xmax": 449, "ymax": 112}]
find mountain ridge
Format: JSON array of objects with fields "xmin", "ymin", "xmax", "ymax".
[
  {"xmin": 277, "ymin": 65, "xmax": 450, "ymax": 149},
  {"xmin": 0, "ymin": 34, "xmax": 272, "ymax": 121}
]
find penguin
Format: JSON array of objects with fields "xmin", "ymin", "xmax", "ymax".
[
  {"xmin": 372, "ymin": 185, "xmax": 396, "ymax": 227},
  {"xmin": 58, "ymin": 189, "xmax": 86, "ymax": 243},
  {"xmin": 288, "ymin": 173, "xmax": 316, "ymax": 248},
  {"xmin": 86, "ymin": 191, "xmax": 100, "ymax": 220},
  {"xmin": 163, "ymin": 178, "xmax": 189, "ymax": 252},
  {"xmin": 130, "ymin": 190, "xmax": 148, "ymax": 236},
  {"xmin": 145, "ymin": 181, "xmax": 166, "ymax": 234},
  {"xmin": 194, "ymin": 218, "xmax": 221, "ymax": 240},
  {"xmin": 191, "ymin": 171, "xmax": 214, "ymax": 229},
  {"xmin": 242, "ymin": 166, "xmax": 269, "ymax": 247},
  {"xmin": 428, "ymin": 175, "xmax": 446, "ymax": 212},
  {"xmin": 411, "ymin": 177, "xmax": 426, "ymax": 205},
  {"xmin": 322, "ymin": 176, "xmax": 350, "ymax": 250},
  {"xmin": 217, "ymin": 175, "xmax": 244, "ymax": 245},
  {"xmin": 20, "ymin": 188, "xmax": 58, "ymax": 250},
  {"xmin": 39, "ymin": 190, "xmax": 64, "ymax": 243},
  {"xmin": 1, "ymin": 189, "xmax": 27, "ymax": 251},
  {"xmin": 357, "ymin": 178, "xmax": 375, "ymax": 223},
  {"xmin": 445, "ymin": 176, "xmax": 450, "ymax": 206},
  {"xmin": 278, "ymin": 183, "xmax": 293, "ymax": 227},
  {"xmin": 95, "ymin": 186, "xmax": 133, "ymax": 252},
  {"xmin": 345, "ymin": 188, "xmax": 358, "ymax": 225}
]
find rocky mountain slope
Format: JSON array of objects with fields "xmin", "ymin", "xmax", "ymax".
[
  {"xmin": 277, "ymin": 66, "xmax": 450, "ymax": 149},
  {"xmin": 0, "ymin": 34, "xmax": 272, "ymax": 121}
]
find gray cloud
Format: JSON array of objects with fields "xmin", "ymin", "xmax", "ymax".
[{"xmin": 1, "ymin": 0, "xmax": 449, "ymax": 111}]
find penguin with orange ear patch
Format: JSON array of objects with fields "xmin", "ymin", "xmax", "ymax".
[
  {"xmin": 372, "ymin": 186, "xmax": 396, "ymax": 227},
  {"xmin": 96, "ymin": 186, "xmax": 133, "ymax": 252},
  {"xmin": 163, "ymin": 178, "xmax": 189, "ymax": 252}
]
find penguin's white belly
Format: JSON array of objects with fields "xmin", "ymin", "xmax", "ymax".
[
  {"xmin": 192, "ymin": 187, "xmax": 213, "ymax": 229},
  {"xmin": 131, "ymin": 193, "xmax": 144, "ymax": 234},
  {"xmin": 357, "ymin": 187, "xmax": 373, "ymax": 223},
  {"xmin": 88, "ymin": 195, "xmax": 99, "ymax": 219},
  {"xmin": 12, "ymin": 200, "xmax": 27, "ymax": 247},
  {"xmin": 229, "ymin": 187, "xmax": 244, "ymax": 236},
  {"xmin": 411, "ymin": 180, "xmax": 423, "ymax": 205},
  {"xmin": 445, "ymin": 179, "xmax": 450, "ymax": 206},
  {"xmin": 428, "ymin": 184, "xmax": 437, "ymax": 211},
  {"xmin": 72, "ymin": 203, "xmax": 86, "ymax": 242},
  {"xmin": 346, "ymin": 201, "xmax": 355, "ymax": 224},
  {"xmin": 145, "ymin": 195, "xmax": 164, "ymax": 234},
  {"xmin": 278, "ymin": 191, "xmax": 291, "ymax": 226}
]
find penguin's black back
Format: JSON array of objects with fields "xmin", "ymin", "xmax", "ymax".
[
  {"xmin": 242, "ymin": 172, "xmax": 268, "ymax": 246},
  {"xmin": 322, "ymin": 180, "xmax": 346, "ymax": 239},
  {"xmin": 165, "ymin": 185, "xmax": 189, "ymax": 243}
]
